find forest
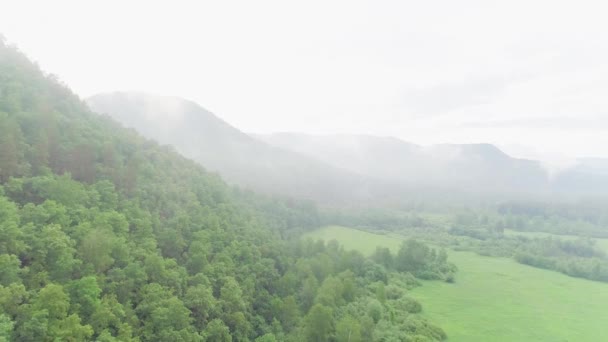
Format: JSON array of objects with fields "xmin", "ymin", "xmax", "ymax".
[{"xmin": 0, "ymin": 38, "xmax": 458, "ymax": 341}]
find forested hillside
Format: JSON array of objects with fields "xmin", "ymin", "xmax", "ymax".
[{"xmin": 0, "ymin": 38, "xmax": 451, "ymax": 341}]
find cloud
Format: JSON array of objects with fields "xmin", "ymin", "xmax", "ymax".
[
  {"xmin": 458, "ymin": 115, "xmax": 607, "ymax": 130},
  {"xmin": 401, "ymin": 75, "xmax": 522, "ymax": 117}
]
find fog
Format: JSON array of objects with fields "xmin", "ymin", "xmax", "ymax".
[
  {"xmin": 2, "ymin": 0, "xmax": 608, "ymax": 165},
  {"xmin": 4, "ymin": 14, "xmax": 608, "ymax": 342}
]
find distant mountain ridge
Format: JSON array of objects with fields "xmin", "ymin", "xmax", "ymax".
[
  {"xmin": 255, "ymin": 132, "xmax": 550, "ymax": 193},
  {"xmin": 88, "ymin": 92, "xmax": 608, "ymax": 200},
  {"xmin": 550, "ymin": 158, "xmax": 608, "ymax": 194},
  {"xmin": 87, "ymin": 92, "xmax": 369, "ymax": 203}
]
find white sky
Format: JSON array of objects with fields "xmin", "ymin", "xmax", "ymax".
[{"xmin": 2, "ymin": 0, "xmax": 608, "ymax": 164}]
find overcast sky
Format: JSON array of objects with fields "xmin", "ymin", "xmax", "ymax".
[{"xmin": 2, "ymin": 0, "xmax": 608, "ymax": 165}]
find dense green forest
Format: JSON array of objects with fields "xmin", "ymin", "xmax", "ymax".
[{"xmin": 0, "ymin": 38, "xmax": 455, "ymax": 341}]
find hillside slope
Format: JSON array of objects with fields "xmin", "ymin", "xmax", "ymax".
[{"xmin": 87, "ymin": 92, "xmax": 368, "ymax": 203}]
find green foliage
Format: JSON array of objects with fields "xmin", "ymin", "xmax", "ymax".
[
  {"xmin": 0, "ymin": 41, "xmax": 449, "ymax": 342},
  {"xmin": 255, "ymin": 333, "xmax": 277, "ymax": 342},
  {"xmin": 367, "ymin": 299, "xmax": 383, "ymax": 323},
  {"xmin": 396, "ymin": 240, "xmax": 447, "ymax": 279},
  {"xmin": 0, "ymin": 196, "xmax": 24, "ymax": 255},
  {"xmin": 0, "ymin": 314, "xmax": 14, "ymax": 342},
  {"xmin": 335, "ymin": 315, "xmax": 362, "ymax": 342},
  {"xmin": 204, "ymin": 319, "xmax": 231, "ymax": 342},
  {"xmin": 0, "ymin": 255, "xmax": 20, "ymax": 286},
  {"xmin": 66, "ymin": 276, "xmax": 101, "ymax": 320},
  {"xmin": 304, "ymin": 304, "xmax": 334, "ymax": 342}
]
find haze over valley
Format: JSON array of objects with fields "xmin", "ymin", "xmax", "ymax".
[
  {"xmin": 1, "ymin": 1, "xmax": 608, "ymax": 341},
  {"xmin": 88, "ymin": 92, "xmax": 608, "ymax": 201}
]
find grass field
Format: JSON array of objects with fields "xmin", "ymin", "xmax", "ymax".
[
  {"xmin": 505, "ymin": 229, "xmax": 608, "ymax": 254},
  {"xmin": 305, "ymin": 225, "xmax": 608, "ymax": 341}
]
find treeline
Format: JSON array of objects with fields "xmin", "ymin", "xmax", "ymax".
[
  {"xmin": 372, "ymin": 241, "xmax": 456, "ymax": 282},
  {"xmin": 0, "ymin": 39, "xmax": 450, "ymax": 341},
  {"xmin": 321, "ymin": 208, "xmax": 432, "ymax": 232},
  {"xmin": 324, "ymin": 200, "xmax": 608, "ymax": 240},
  {"xmin": 496, "ymin": 201, "xmax": 608, "ymax": 238},
  {"xmin": 498, "ymin": 200, "xmax": 608, "ymax": 226},
  {"xmin": 321, "ymin": 200, "xmax": 608, "ymax": 283},
  {"xmin": 514, "ymin": 238, "xmax": 608, "ymax": 282},
  {"xmin": 448, "ymin": 225, "xmax": 608, "ymax": 282}
]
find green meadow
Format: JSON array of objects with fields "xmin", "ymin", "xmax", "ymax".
[{"xmin": 305, "ymin": 225, "xmax": 608, "ymax": 341}]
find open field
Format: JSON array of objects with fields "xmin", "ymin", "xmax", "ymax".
[
  {"xmin": 305, "ymin": 225, "xmax": 608, "ymax": 341},
  {"xmin": 303, "ymin": 225, "xmax": 404, "ymax": 254}
]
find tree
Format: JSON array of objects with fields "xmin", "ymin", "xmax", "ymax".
[
  {"xmin": 299, "ymin": 275, "xmax": 318, "ymax": 312},
  {"xmin": 184, "ymin": 284, "xmax": 217, "ymax": 329},
  {"xmin": 372, "ymin": 247, "xmax": 394, "ymax": 270},
  {"xmin": 226, "ymin": 311, "xmax": 251, "ymax": 342},
  {"xmin": 68, "ymin": 143, "xmax": 96, "ymax": 183},
  {"xmin": 335, "ymin": 315, "xmax": 362, "ymax": 342},
  {"xmin": 0, "ymin": 114, "xmax": 22, "ymax": 182},
  {"xmin": 34, "ymin": 284, "xmax": 70, "ymax": 320},
  {"xmin": 51, "ymin": 313, "xmax": 94, "ymax": 341},
  {"xmin": 89, "ymin": 295, "xmax": 127, "ymax": 336},
  {"xmin": 26, "ymin": 224, "xmax": 79, "ymax": 283},
  {"xmin": 204, "ymin": 319, "xmax": 232, "ymax": 342},
  {"xmin": 220, "ymin": 277, "xmax": 246, "ymax": 314},
  {"xmin": 0, "ymin": 284, "xmax": 27, "ymax": 317},
  {"xmin": 375, "ymin": 282, "xmax": 386, "ymax": 305},
  {"xmin": 79, "ymin": 230, "xmax": 115, "ymax": 273},
  {"xmin": 13, "ymin": 309, "xmax": 48, "ymax": 342},
  {"xmin": 136, "ymin": 284, "xmax": 195, "ymax": 341},
  {"xmin": 278, "ymin": 296, "xmax": 300, "ymax": 332},
  {"xmin": 0, "ymin": 254, "xmax": 21, "ymax": 286},
  {"xmin": 147, "ymin": 297, "xmax": 194, "ymax": 338},
  {"xmin": 367, "ymin": 299, "xmax": 383, "ymax": 324},
  {"xmin": 304, "ymin": 304, "xmax": 333, "ymax": 342},
  {"xmin": 315, "ymin": 275, "xmax": 344, "ymax": 308},
  {"xmin": 67, "ymin": 276, "xmax": 101, "ymax": 320},
  {"xmin": 396, "ymin": 239, "xmax": 431, "ymax": 273},
  {"xmin": 0, "ymin": 196, "xmax": 25, "ymax": 255},
  {"xmin": 18, "ymin": 283, "xmax": 94, "ymax": 341},
  {"xmin": 0, "ymin": 313, "xmax": 14, "ymax": 342}
]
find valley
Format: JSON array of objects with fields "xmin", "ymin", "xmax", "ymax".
[
  {"xmin": 305, "ymin": 226, "xmax": 608, "ymax": 341},
  {"xmin": 2, "ymin": 5, "xmax": 608, "ymax": 340}
]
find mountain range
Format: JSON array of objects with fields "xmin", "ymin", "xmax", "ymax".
[
  {"xmin": 88, "ymin": 92, "xmax": 608, "ymax": 202},
  {"xmin": 255, "ymin": 133, "xmax": 550, "ymax": 193}
]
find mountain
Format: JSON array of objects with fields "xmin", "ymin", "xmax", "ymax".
[
  {"xmin": 0, "ymin": 39, "xmax": 452, "ymax": 342},
  {"xmin": 256, "ymin": 133, "xmax": 550, "ymax": 194},
  {"xmin": 87, "ymin": 92, "xmax": 368, "ymax": 203},
  {"xmin": 0, "ymin": 38, "xmax": 312, "ymax": 340},
  {"xmin": 552, "ymin": 158, "xmax": 608, "ymax": 194},
  {"xmin": 86, "ymin": 93, "xmax": 557, "ymax": 198}
]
